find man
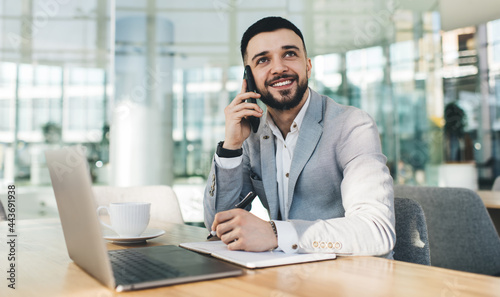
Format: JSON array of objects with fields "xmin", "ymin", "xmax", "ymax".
[{"xmin": 204, "ymin": 16, "xmax": 395, "ymax": 257}]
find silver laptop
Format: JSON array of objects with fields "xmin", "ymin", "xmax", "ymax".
[{"xmin": 45, "ymin": 146, "xmax": 243, "ymax": 292}]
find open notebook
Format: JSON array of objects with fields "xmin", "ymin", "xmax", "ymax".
[{"xmin": 180, "ymin": 241, "xmax": 336, "ymax": 269}]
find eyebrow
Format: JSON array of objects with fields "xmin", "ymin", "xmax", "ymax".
[{"xmin": 250, "ymin": 45, "xmax": 301, "ymax": 62}]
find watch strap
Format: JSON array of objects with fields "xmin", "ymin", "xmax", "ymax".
[{"xmin": 216, "ymin": 141, "xmax": 243, "ymax": 158}]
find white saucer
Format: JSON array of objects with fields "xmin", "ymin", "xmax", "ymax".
[{"xmin": 103, "ymin": 229, "xmax": 165, "ymax": 243}]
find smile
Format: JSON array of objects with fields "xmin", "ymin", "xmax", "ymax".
[{"xmin": 271, "ymin": 80, "xmax": 293, "ymax": 87}]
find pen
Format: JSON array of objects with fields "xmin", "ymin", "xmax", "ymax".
[
  {"xmin": 234, "ymin": 191, "xmax": 258, "ymax": 209},
  {"xmin": 207, "ymin": 191, "xmax": 257, "ymax": 240}
]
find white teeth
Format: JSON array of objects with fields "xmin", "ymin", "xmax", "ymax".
[{"xmin": 272, "ymin": 80, "xmax": 292, "ymax": 87}]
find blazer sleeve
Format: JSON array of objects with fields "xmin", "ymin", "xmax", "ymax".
[
  {"xmin": 291, "ymin": 109, "xmax": 396, "ymax": 257},
  {"xmin": 203, "ymin": 151, "xmax": 255, "ymax": 230}
]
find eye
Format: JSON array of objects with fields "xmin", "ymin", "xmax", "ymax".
[
  {"xmin": 257, "ymin": 57, "xmax": 269, "ymax": 64},
  {"xmin": 284, "ymin": 51, "xmax": 297, "ymax": 58}
]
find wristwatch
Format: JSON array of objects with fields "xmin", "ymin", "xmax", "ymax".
[{"xmin": 216, "ymin": 141, "xmax": 243, "ymax": 158}]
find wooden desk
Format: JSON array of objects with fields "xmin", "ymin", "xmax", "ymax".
[
  {"xmin": 2, "ymin": 219, "xmax": 500, "ymax": 297},
  {"xmin": 476, "ymin": 190, "xmax": 500, "ymax": 209}
]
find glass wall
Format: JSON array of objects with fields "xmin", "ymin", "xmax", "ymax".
[
  {"xmin": 0, "ymin": 0, "xmax": 110, "ymax": 185},
  {"xmin": 1, "ymin": 0, "xmax": 500, "ymax": 220}
]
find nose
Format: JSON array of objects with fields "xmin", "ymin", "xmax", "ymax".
[{"xmin": 270, "ymin": 58, "xmax": 288, "ymax": 75}]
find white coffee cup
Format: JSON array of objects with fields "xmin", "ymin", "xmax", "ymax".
[{"xmin": 96, "ymin": 202, "xmax": 151, "ymax": 237}]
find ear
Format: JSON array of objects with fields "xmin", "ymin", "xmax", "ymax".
[{"xmin": 306, "ymin": 58, "xmax": 312, "ymax": 79}]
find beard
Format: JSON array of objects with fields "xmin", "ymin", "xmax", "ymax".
[{"xmin": 258, "ymin": 73, "xmax": 308, "ymax": 111}]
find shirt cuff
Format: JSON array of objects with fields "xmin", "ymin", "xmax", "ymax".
[
  {"xmin": 273, "ymin": 220, "xmax": 299, "ymax": 254},
  {"xmin": 214, "ymin": 154, "xmax": 242, "ymax": 169}
]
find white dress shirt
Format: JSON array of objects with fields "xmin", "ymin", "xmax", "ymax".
[{"xmin": 215, "ymin": 91, "xmax": 311, "ymax": 253}]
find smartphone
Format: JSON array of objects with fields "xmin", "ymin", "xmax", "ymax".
[{"xmin": 244, "ymin": 65, "xmax": 260, "ymax": 133}]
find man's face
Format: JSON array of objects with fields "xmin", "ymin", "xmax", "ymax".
[{"xmin": 245, "ymin": 29, "xmax": 312, "ymax": 111}]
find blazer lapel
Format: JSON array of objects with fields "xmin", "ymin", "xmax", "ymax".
[
  {"xmin": 259, "ymin": 122, "xmax": 280, "ymax": 220},
  {"xmin": 286, "ymin": 90, "xmax": 324, "ymax": 217}
]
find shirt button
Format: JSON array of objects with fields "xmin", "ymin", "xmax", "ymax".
[
  {"xmin": 292, "ymin": 244, "xmax": 298, "ymax": 250},
  {"xmin": 285, "ymin": 173, "xmax": 289, "ymax": 178},
  {"xmin": 263, "ymin": 135, "xmax": 270, "ymax": 139},
  {"xmin": 293, "ymin": 123, "xmax": 297, "ymax": 129}
]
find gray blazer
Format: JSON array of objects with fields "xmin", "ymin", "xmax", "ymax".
[{"xmin": 204, "ymin": 89, "xmax": 395, "ymax": 256}]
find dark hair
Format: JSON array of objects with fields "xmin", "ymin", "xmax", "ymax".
[{"xmin": 240, "ymin": 16, "xmax": 306, "ymax": 62}]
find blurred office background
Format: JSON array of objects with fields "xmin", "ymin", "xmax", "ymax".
[{"xmin": 1, "ymin": 0, "xmax": 500, "ymax": 222}]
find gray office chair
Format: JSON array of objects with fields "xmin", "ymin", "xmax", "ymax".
[
  {"xmin": 393, "ymin": 197, "xmax": 430, "ymax": 265},
  {"xmin": 0, "ymin": 200, "xmax": 6, "ymax": 221},
  {"xmin": 394, "ymin": 185, "xmax": 500, "ymax": 276}
]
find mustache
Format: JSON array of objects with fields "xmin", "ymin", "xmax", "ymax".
[{"xmin": 265, "ymin": 74, "xmax": 298, "ymax": 87}]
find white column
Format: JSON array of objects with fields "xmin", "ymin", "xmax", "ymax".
[{"xmin": 110, "ymin": 12, "xmax": 174, "ymax": 186}]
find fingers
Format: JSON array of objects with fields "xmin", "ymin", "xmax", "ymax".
[
  {"xmin": 220, "ymin": 229, "xmax": 240, "ymax": 246},
  {"xmin": 211, "ymin": 209, "xmax": 243, "ymax": 242},
  {"xmin": 225, "ymin": 88, "xmax": 263, "ymax": 119},
  {"xmin": 227, "ymin": 238, "xmax": 244, "ymax": 251},
  {"xmin": 233, "ymin": 78, "xmax": 261, "ymax": 105},
  {"xmin": 211, "ymin": 209, "xmax": 233, "ymax": 237},
  {"xmin": 211, "ymin": 209, "xmax": 235, "ymax": 230},
  {"xmin": 223, "ymin": 80, "xmax": 263, "ymax": 149},
  {"xmin": 230, "ymin": 91, "xmax": 261, "ymax": 108},
  {"xmin": 225, "ymin": 101, "xmax": 263, "ymax": 118},
  {"xmin": 224, "ymin": 93, "xmax": 263, "ymax": 150}
]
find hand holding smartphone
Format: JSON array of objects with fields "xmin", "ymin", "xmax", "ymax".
[{"xmin": 243, "ymin": 65, "xmax": 260, "ymax": 133}]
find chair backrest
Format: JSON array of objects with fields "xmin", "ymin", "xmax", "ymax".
[
  {"xmin": 393, "ymin": 197, "xmax": 430, "ymax": 265},
  {"xmin": 394, "ymin": 185, "xmax": 500, "ymax": 275},
  {"xmin": 92, "ymin": 185, "xmax": 184, "ymax": 224},
  {"xmin": 492, "ymin": 176, "xmax": 500, "ymax": 191},
  {"xmin": 437, "ymin": 163, "xmax": 478, "ymax": 191}
]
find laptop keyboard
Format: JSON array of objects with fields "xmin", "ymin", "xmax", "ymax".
[{"xmin": 109, "ymin": 249, "xmax": 182, "ymax": 284}]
